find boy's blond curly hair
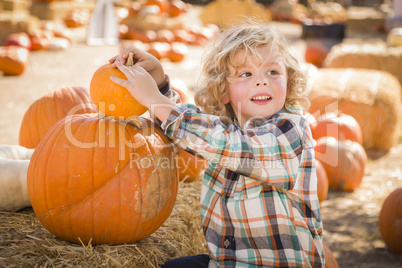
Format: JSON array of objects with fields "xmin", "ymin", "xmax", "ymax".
[{"xmin": 195, "ymin": 21, "xmax": 309, "ymax": 121}]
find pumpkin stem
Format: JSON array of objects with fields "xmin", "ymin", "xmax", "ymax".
[
  {"xmin": 128, "ymin": 117, "xmax": 143, "ymax": 129},
  {"xmin": 126, "ymin": 52, "xmax": 135, "ymax": 67}
]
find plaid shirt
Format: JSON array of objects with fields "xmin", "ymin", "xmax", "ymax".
[{"xmin": 160, "ymin": 91, "xmax": 325, "ymax": 267}]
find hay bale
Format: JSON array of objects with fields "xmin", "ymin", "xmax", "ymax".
[
  {"xmin": 29, "ymin": 1, "xmax": 94, "ymax": 21},
  {"xmin": 308, "ymin": 68, "xmax": 401, "ymax": 153},
  {"xmin": 0, "ymin": 12, "xmax": 39, "ymax": 45},
  {"xmin": 0, "ymin": 179, "xmax": 207, "ymax": 267},
  {"xmin": 324, "ymin": 42, "xmax": 402, "ymax": 89}
]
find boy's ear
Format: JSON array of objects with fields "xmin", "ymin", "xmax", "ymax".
[{"xmin": 220, "ymin": 94, "xmax": 230, "ymax": 104}]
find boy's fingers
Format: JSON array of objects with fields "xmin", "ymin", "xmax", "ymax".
[
  {"xmin": 110, "ymin": 76, "xmax": 129, "ymax": 88},
  {"xmin": 109, "ymin": 56, "xmax": 117, "ymax": 63},
  {"xmin": 114, "ymin": 60, "xmax": 132, "ymax": 76}
]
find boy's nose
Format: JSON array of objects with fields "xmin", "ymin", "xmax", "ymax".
[{"xmin": 256, "ymin": 82, "xmax": 268, "ymax": 86}]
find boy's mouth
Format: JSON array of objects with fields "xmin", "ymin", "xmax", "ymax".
[{"xmin": 251, "ymin": 95, "xmax": 272, "ymax": 103}]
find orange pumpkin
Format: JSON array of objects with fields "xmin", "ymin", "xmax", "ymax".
[
  {"xmin": 305, "ymin": 42, "xmax": 329, "ymax": 67},
  {"xmin": 144, "ymin": 0, "xmax": 168, "ymax": 13},
  {"xmin": 176, "ymin": 149, "xmax": 207, "ymax": 181},
  {"xmin": 0, "ymin": 46, "xmax": 29, "ymax": 76},
  {"xmin": 314, "ymin": 136, "xmax": 367, "ymax": 191},
  {"xmin": 168, "ymin": 0, "xmax": 188, "ymax": 17},
  {"xmin": 312, "ymin": 112, "xmax": 363, "ymax": 144},
  {"xmin": 19, "ymin": 86, "xmax": 97, "ymax": 149},
  {"xmin": 378, "ymin": 188, "xmax": 402, "ymax": 254},
  {"xmin": 315, "ymin": 159, "xmax": 329, "ymax": 203},
  {"xmin": 323, "ymin": 244, "xmax": 339, "ymax": 268},
  {"xmin": 90, "ymin": 53, "xmax": 148, "ymax": 120},
  {"xmin": 167, "ymin": 42, "xmax": 187, "ymax": 62},
  {"xmin": 27, "ymin": 114, "xmax": 178, "ymax": 245}
]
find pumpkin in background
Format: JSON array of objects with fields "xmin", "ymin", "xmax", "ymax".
[
  {"xmin": 303, "ymin": 112, "xmax": 317, "ymax": 135},
  {"xmin": 315, "ymin": 159, "xmax": 328, "ymax": 203},
  {"xmin": 314, "ymin": 136, "xmax": 367, "ymax": 191},
  {"xmin": 90, "ymin": 52, "xmax": 148, "ymax": 120},
  {"xmin": 323, "ymin": 244, "xmax": 339, "ymax": 268},
  {"xmin": 19, "ymin": 86, "xmax": 98, "ymax": 149},
  {"xmin": 27, "ymin": 114, "xmax": 178, "ymax": 245},
  {"xmin": 0, "ymin": 145, "xmax": 34, "ymax": 212},
  {"xmin": 311, "ymin": 112, "xmax": 363, "ymax": 144},
  {"xmin": 305, "ymin": 42, "xmax": 329, "ymax": 67},
  {"xmin": 378, "ymin": 188, "xmax": 402, "ymax": 254},
  {"xmin": 3, "ymin": 33, "xmax": 32, "ymax": 50},
  {"xmin": 176, "ymin": 149, "xmax": 207, "ymax": 182},
  {"xmin": 0, "ymin": 46, "xmax": 29, "ymax": 76}
]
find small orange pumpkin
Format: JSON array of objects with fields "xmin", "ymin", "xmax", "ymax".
[
  {"xmin": 312, "ymin": 112, "xmax": 363, "ymax": 144},
  {"xmin": 27, "ymin": 114, "xmax": 178, "ymax": 245},
  {"xmin": 90, "ymin": 53, "xmax": 148, "ymax": 120},
  {"xmin": 314, "ymin": 136, "xmax": 367, "ymax": 191},
  {"xmin": 0, "ymin": 46, "xmax": 29, "ymax": 76},
  {"xmin": 176, "ymin": 149, "xmax": 207, "ymax": 182},
  {"xmin": 19, "ymin": 86, "xmax": 97, "ymax": 148},
  {"xmin": 378, "ymin": 188, "xmax": 402, "ymax": 254},
  {"xmin": 315, "ymin": 159, "xmax": 329, "ymax": 203},
  {"xmin": 305, "ymin": 42, "xmax": 329, "ymax": 67}
]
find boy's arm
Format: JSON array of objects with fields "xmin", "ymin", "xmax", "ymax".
[{"xmin": 162, "ymin": 105, "xmax": 313, "ymax": 190}]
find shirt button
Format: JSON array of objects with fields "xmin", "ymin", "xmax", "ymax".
[{"xmin": 224, "ymin": 239, "xmax": 230, "ymax": 248}]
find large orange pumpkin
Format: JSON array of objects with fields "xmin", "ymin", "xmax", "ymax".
[
  {"xmin": 176, "ymin": 149, "xmax": 207, "ymax": 182},
  {"xmin": 323, "ymin": 244, "xmax": 339, "ymax": 268},
  {"xmin": 315, "ymin": 159, "xmax": 329, "ymax": 203},
  {"xmin": 27, "ymin": 114, "xmax": 178, "ymax": 245},
  {"xmin": 378, "ymin": 188, "xmax": 402, "ymax": 254},
  {"xmin": 311, "ymin": 112, "xmax": 363, "ymax": 144},
  {"xmin": 314, "ymin": 136, "xmax": 367, "ymax": 191},
  {"xmin": 90, "ymin": 53, "xmax": 147, "ymax": 120},
  {"xmin": 19, "ymin": 86, "xmax": 97, "ymax": 148}
]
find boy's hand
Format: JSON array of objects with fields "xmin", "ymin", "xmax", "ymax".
[
  {"xmin": 111, "ymin": 61, "xmax": 175, "ymax": 122},
  {"xmin": 109, "ymin": 46, "xmax": 165, "ymax": 86}
]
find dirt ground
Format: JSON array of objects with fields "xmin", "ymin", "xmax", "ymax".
[{"xmin": 1, "ymin": 22, "xmax": 402, "ymax": 267}]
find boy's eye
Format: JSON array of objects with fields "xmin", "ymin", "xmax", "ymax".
[
  {"xmin": 239, "ymin": 72, "xmax": 252, "ymax": 77},
  {"xmin": 267, "ymin": 70, "xmax": 279, "ymax": 75}
]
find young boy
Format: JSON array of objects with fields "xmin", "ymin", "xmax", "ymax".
[{"xmin": 110, "ymin": 22, "xmax": 325, "ymax": 267}]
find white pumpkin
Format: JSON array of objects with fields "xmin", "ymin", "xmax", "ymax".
[
  {"xmin": 387, "ymin": 27, "xmax": 402, "ymax": 47},
  {"xmin": 0, "ymin": 145, "xmax": 34, "ymax": 211}
]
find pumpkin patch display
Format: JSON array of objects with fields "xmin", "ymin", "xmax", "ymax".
[
  {"xmin": 90, "ymin": 52, "xmax": 148, "ymax": 120},
  {"xmin": 27, "ymin": 114, "xmax": 178, "ymax": 245},
  {"xmin": 19, "ymin": 86, "xmax": 98, "ymax": 149},
  {"xmin": 176, "ymin": 149, "xmax": 207, "ymax": 182},
  {"xmin": 311, "ymin": 112, "xmax": 363, "ymax": 144},
  {"xmin": 314, "ymin": 136, "xmax": 367, "ymax": 191},
  {"xmin": 0, "ymin": 145, "xmax": 34, "ymax": 212},
  {"xmin": 378, "ymin": 188, "xmax": 402, "ymax": 254}
]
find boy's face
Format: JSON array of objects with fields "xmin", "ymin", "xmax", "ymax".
[{"xmin": 222, "ymin": 44, "xmax": 288, "ymax": 126}]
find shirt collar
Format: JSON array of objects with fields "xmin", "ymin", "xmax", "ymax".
[{"xmin": 240, "ymin": 106, "xmax": 302, "ymax": 129}]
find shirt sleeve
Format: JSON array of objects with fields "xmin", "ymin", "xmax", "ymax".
[
  {"xmin": 149, "ymin": 75, "xmax": 182, "ymax": 127},
  {"xmin": 161, "ymin": 104, "xmax": 314, "ymax": 190}
]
